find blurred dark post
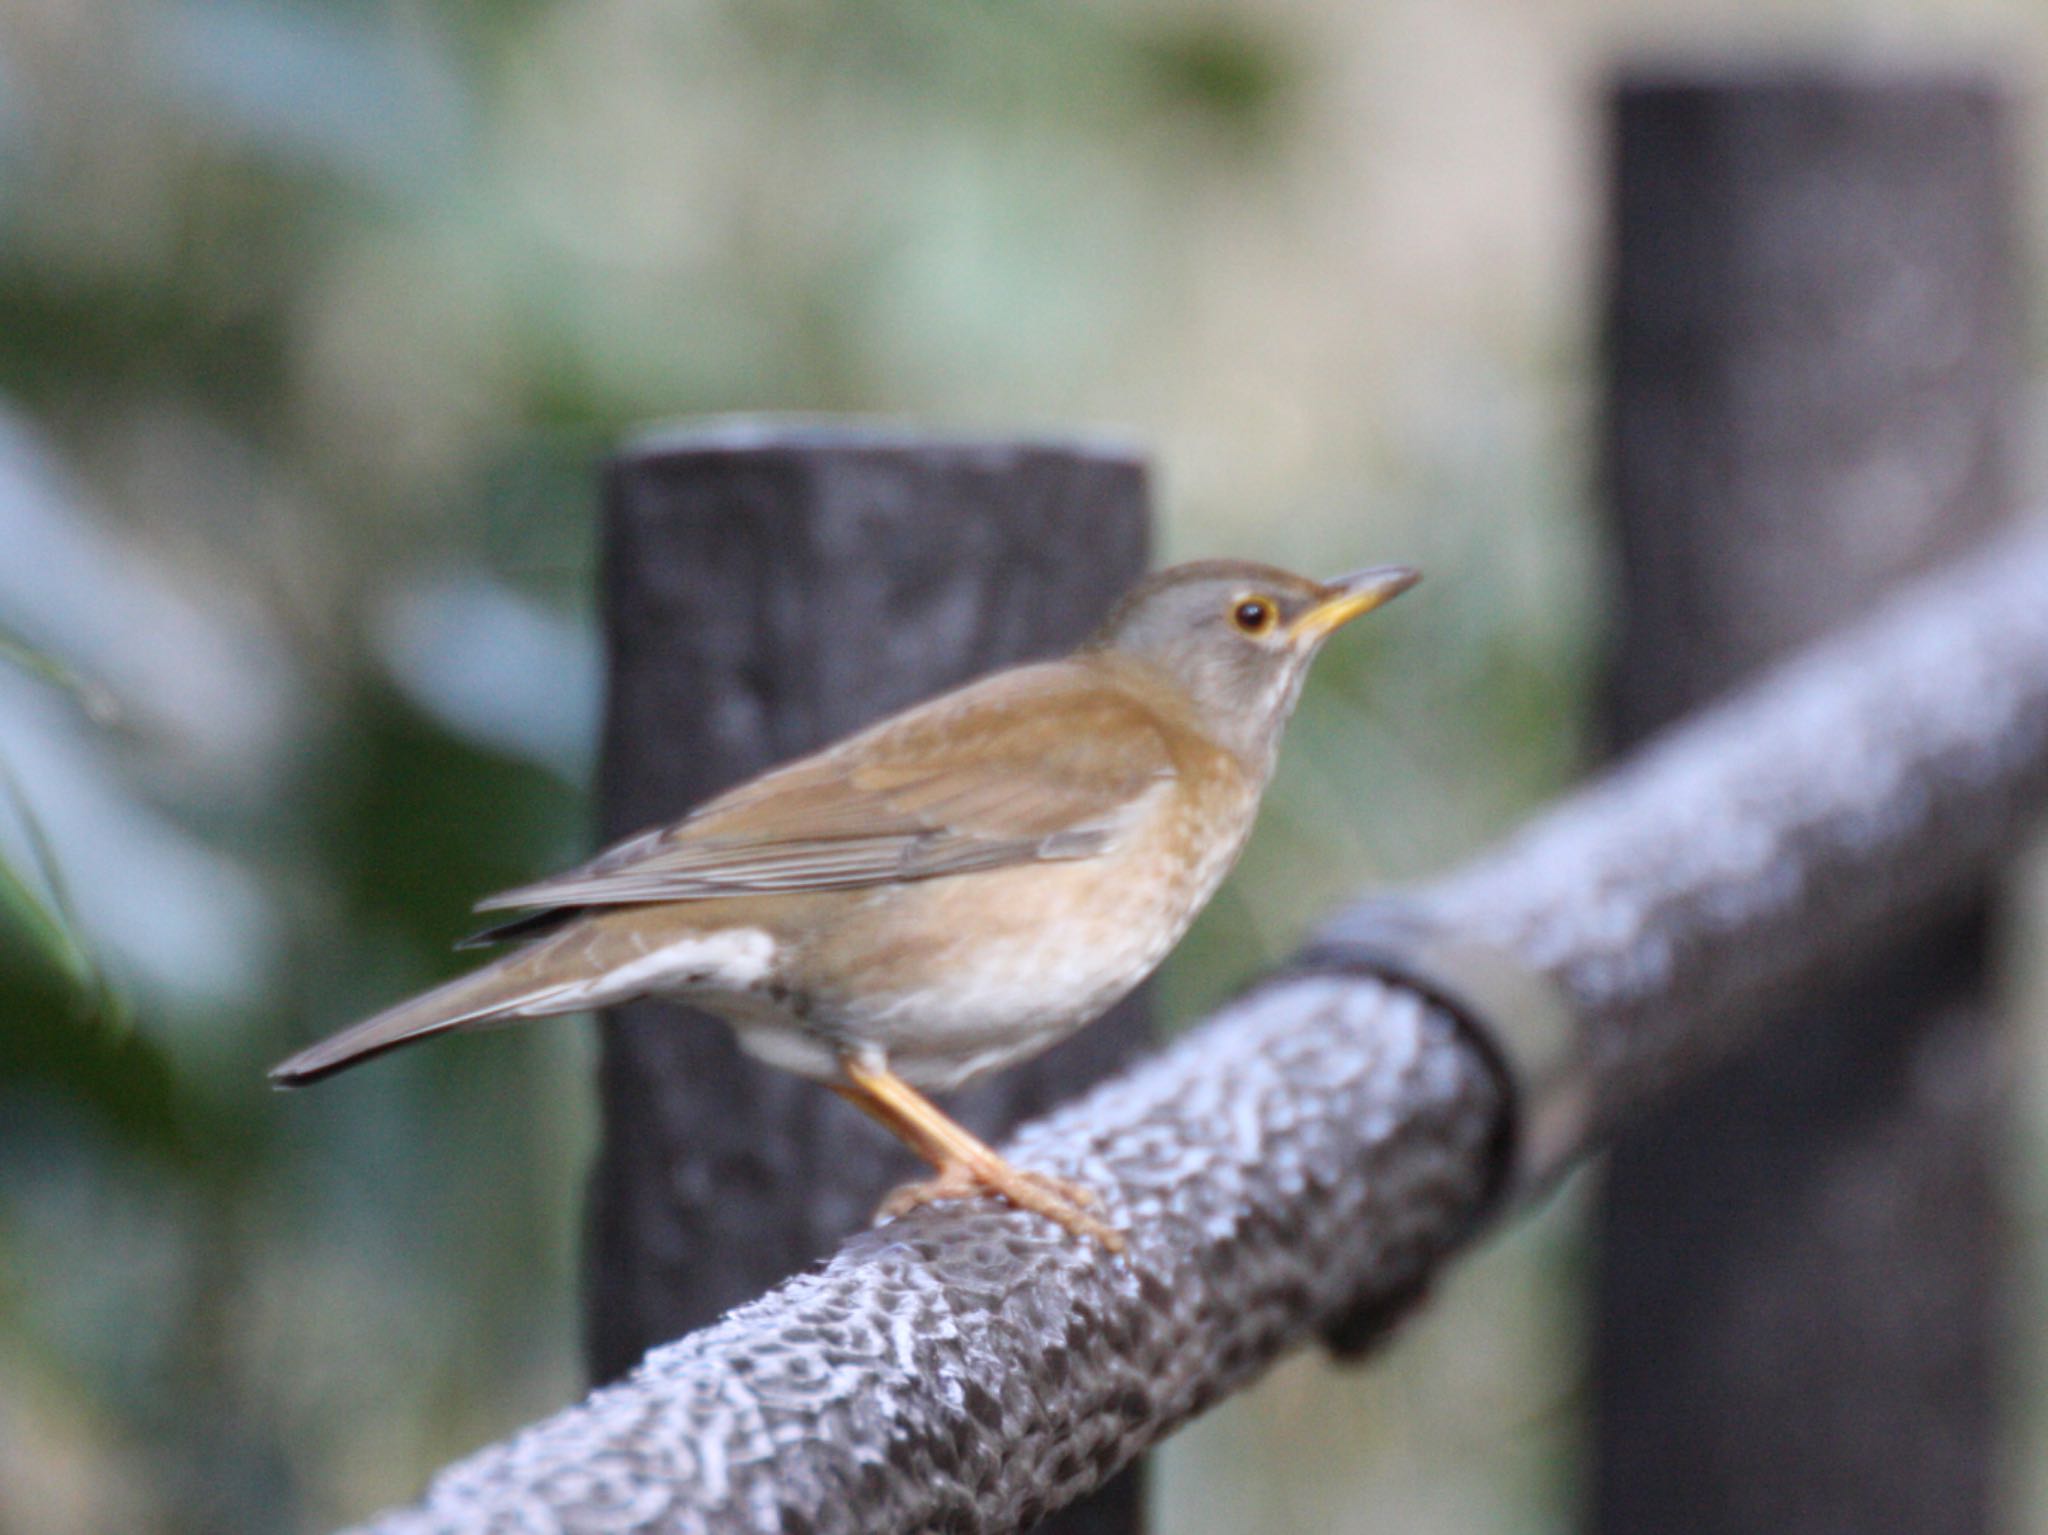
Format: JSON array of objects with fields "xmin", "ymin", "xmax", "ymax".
[
  {"xmin": 1597, "ymin": 73, "xmax": 2017, "ymax": 1535},
  {"xmin": 586, "ymin": 421, "xmax": 1151, "ymax": 1534}
]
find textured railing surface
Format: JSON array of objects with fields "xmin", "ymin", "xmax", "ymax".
[{"xmin": 352, "ymin": 517, "xmax": 2048, "ymax": 1535}]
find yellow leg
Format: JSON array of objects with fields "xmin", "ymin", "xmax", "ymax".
[{"xmin": 834, "ymin": 1054, "xmax": 1123, "ymax": 1252}]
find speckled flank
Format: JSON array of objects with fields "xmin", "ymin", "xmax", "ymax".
[
  {"xmin": 803, "ymin": 768, "xmax": 1261, "ymax": 1091},
  {"xmin": 606, "ymin": 732, "xmax": 1268, "ymax": 1093}
]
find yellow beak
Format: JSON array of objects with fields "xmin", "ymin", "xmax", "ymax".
[{"xmin": 1290, "ymin": 565, "xmax": 1422, "ymax": 643}]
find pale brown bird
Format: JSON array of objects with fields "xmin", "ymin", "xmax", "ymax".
[{"xmin": 272, "ymin": 560, "xmax": 1419, "ymax": 1249}]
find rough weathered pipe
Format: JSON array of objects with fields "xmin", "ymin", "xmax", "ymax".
[
  {"xmin": 1348, "ymin": 516, "xmax": 2048, "ymax": 1148},
  {"xmin": 348, "ymin": 518, "xmax": 2048, "ymax": 1535}
]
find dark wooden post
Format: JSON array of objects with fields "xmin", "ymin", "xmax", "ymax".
[
  {"xmin": 1597, "ymin": 73, "xmax": 2018, "ymax": 1535},
  {"xmin": 584, "ymin": 420, "xmax": 1151, "ymax": 1533}
]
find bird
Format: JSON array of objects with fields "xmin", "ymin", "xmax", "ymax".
[{"xmin": 271, "ymin": 559, "xmax": 1419, "ymax": 1250}]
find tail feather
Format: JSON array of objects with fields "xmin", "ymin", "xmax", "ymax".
[{"xmin": 269, "ymin": 950, "xmax": 582, "ymax": 1087}]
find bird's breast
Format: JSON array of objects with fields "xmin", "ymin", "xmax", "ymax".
[{"xmin": 789, "ymin": 764, "xmax": 1262, "ymax": 1089}]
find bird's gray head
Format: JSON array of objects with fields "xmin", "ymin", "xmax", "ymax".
[{"xmin": 1090, "ymin": 559, "xmax": 1419, "ymax": 766}]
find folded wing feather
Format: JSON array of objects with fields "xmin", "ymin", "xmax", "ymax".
[{"xmin": 475, "ymin": 663, "xmax": 1179, "ymax": 913}]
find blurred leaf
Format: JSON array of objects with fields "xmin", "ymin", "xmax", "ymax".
[
  {"xmin": 1133, "ymin": 15, "xmax": 1295, "ymax": 136},
  {"xmin": 0, "ymin": 623, "xmax": 128, "ymax": 1031},
  {"xmin": 0, "ymin": 753, "xmax": 129, "ymax": 1034},
  {"xmin": 0, "ymin": 256, "xmax": 295, "ymax": 428},
  {"xmin": 0, "ymin": 618, "xmax": 122, "ymax": 726},
  {"xmin": 0, "ymin": 839, "xmax": 80, "ymax": 993},
  {"xmin": 0, "ymin": 939, "xmax": 184, "ymax": 1163}
]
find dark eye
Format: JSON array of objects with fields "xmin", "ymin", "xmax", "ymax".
[{"xmin": 1231, "ymin": 596, "xmax": 1277, "ymax": 635}]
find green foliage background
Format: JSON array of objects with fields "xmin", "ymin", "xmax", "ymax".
[{"xmin": 1, "ymin": 2, "xmax": 2046, "ymax": 1532}]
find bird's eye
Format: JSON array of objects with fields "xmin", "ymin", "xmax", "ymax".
[{"xmin": 1231, "ymin": 596, "xmax": 1277, "ymax": 635}]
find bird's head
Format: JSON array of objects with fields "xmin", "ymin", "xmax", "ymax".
[{"xmin": 1090, "ymin": 559, "xmax": 1420, "ymax": 765}]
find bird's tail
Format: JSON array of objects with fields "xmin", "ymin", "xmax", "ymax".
[{"xmin": 269, "ymin": 944, "xmax": 587, "ymax": 1087}]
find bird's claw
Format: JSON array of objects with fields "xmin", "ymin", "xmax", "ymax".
[{"xmin": 878, "ymin": 1162, "xmax": 1123, "ymax": 1251}]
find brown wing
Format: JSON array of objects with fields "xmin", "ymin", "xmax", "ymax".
[{"xmin": 474, "ymin": 662, "xmax": 1179, "ymax": 913}]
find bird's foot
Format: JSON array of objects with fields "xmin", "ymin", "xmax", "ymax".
[{"xmin": 878, "ymin": 1160, "xmax": 1124, "ymax": 1252}]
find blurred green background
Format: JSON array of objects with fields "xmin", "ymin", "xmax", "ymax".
[{"xmin": 3, "ymin": 1, "xmax": 2048, "ymax": 1531}]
